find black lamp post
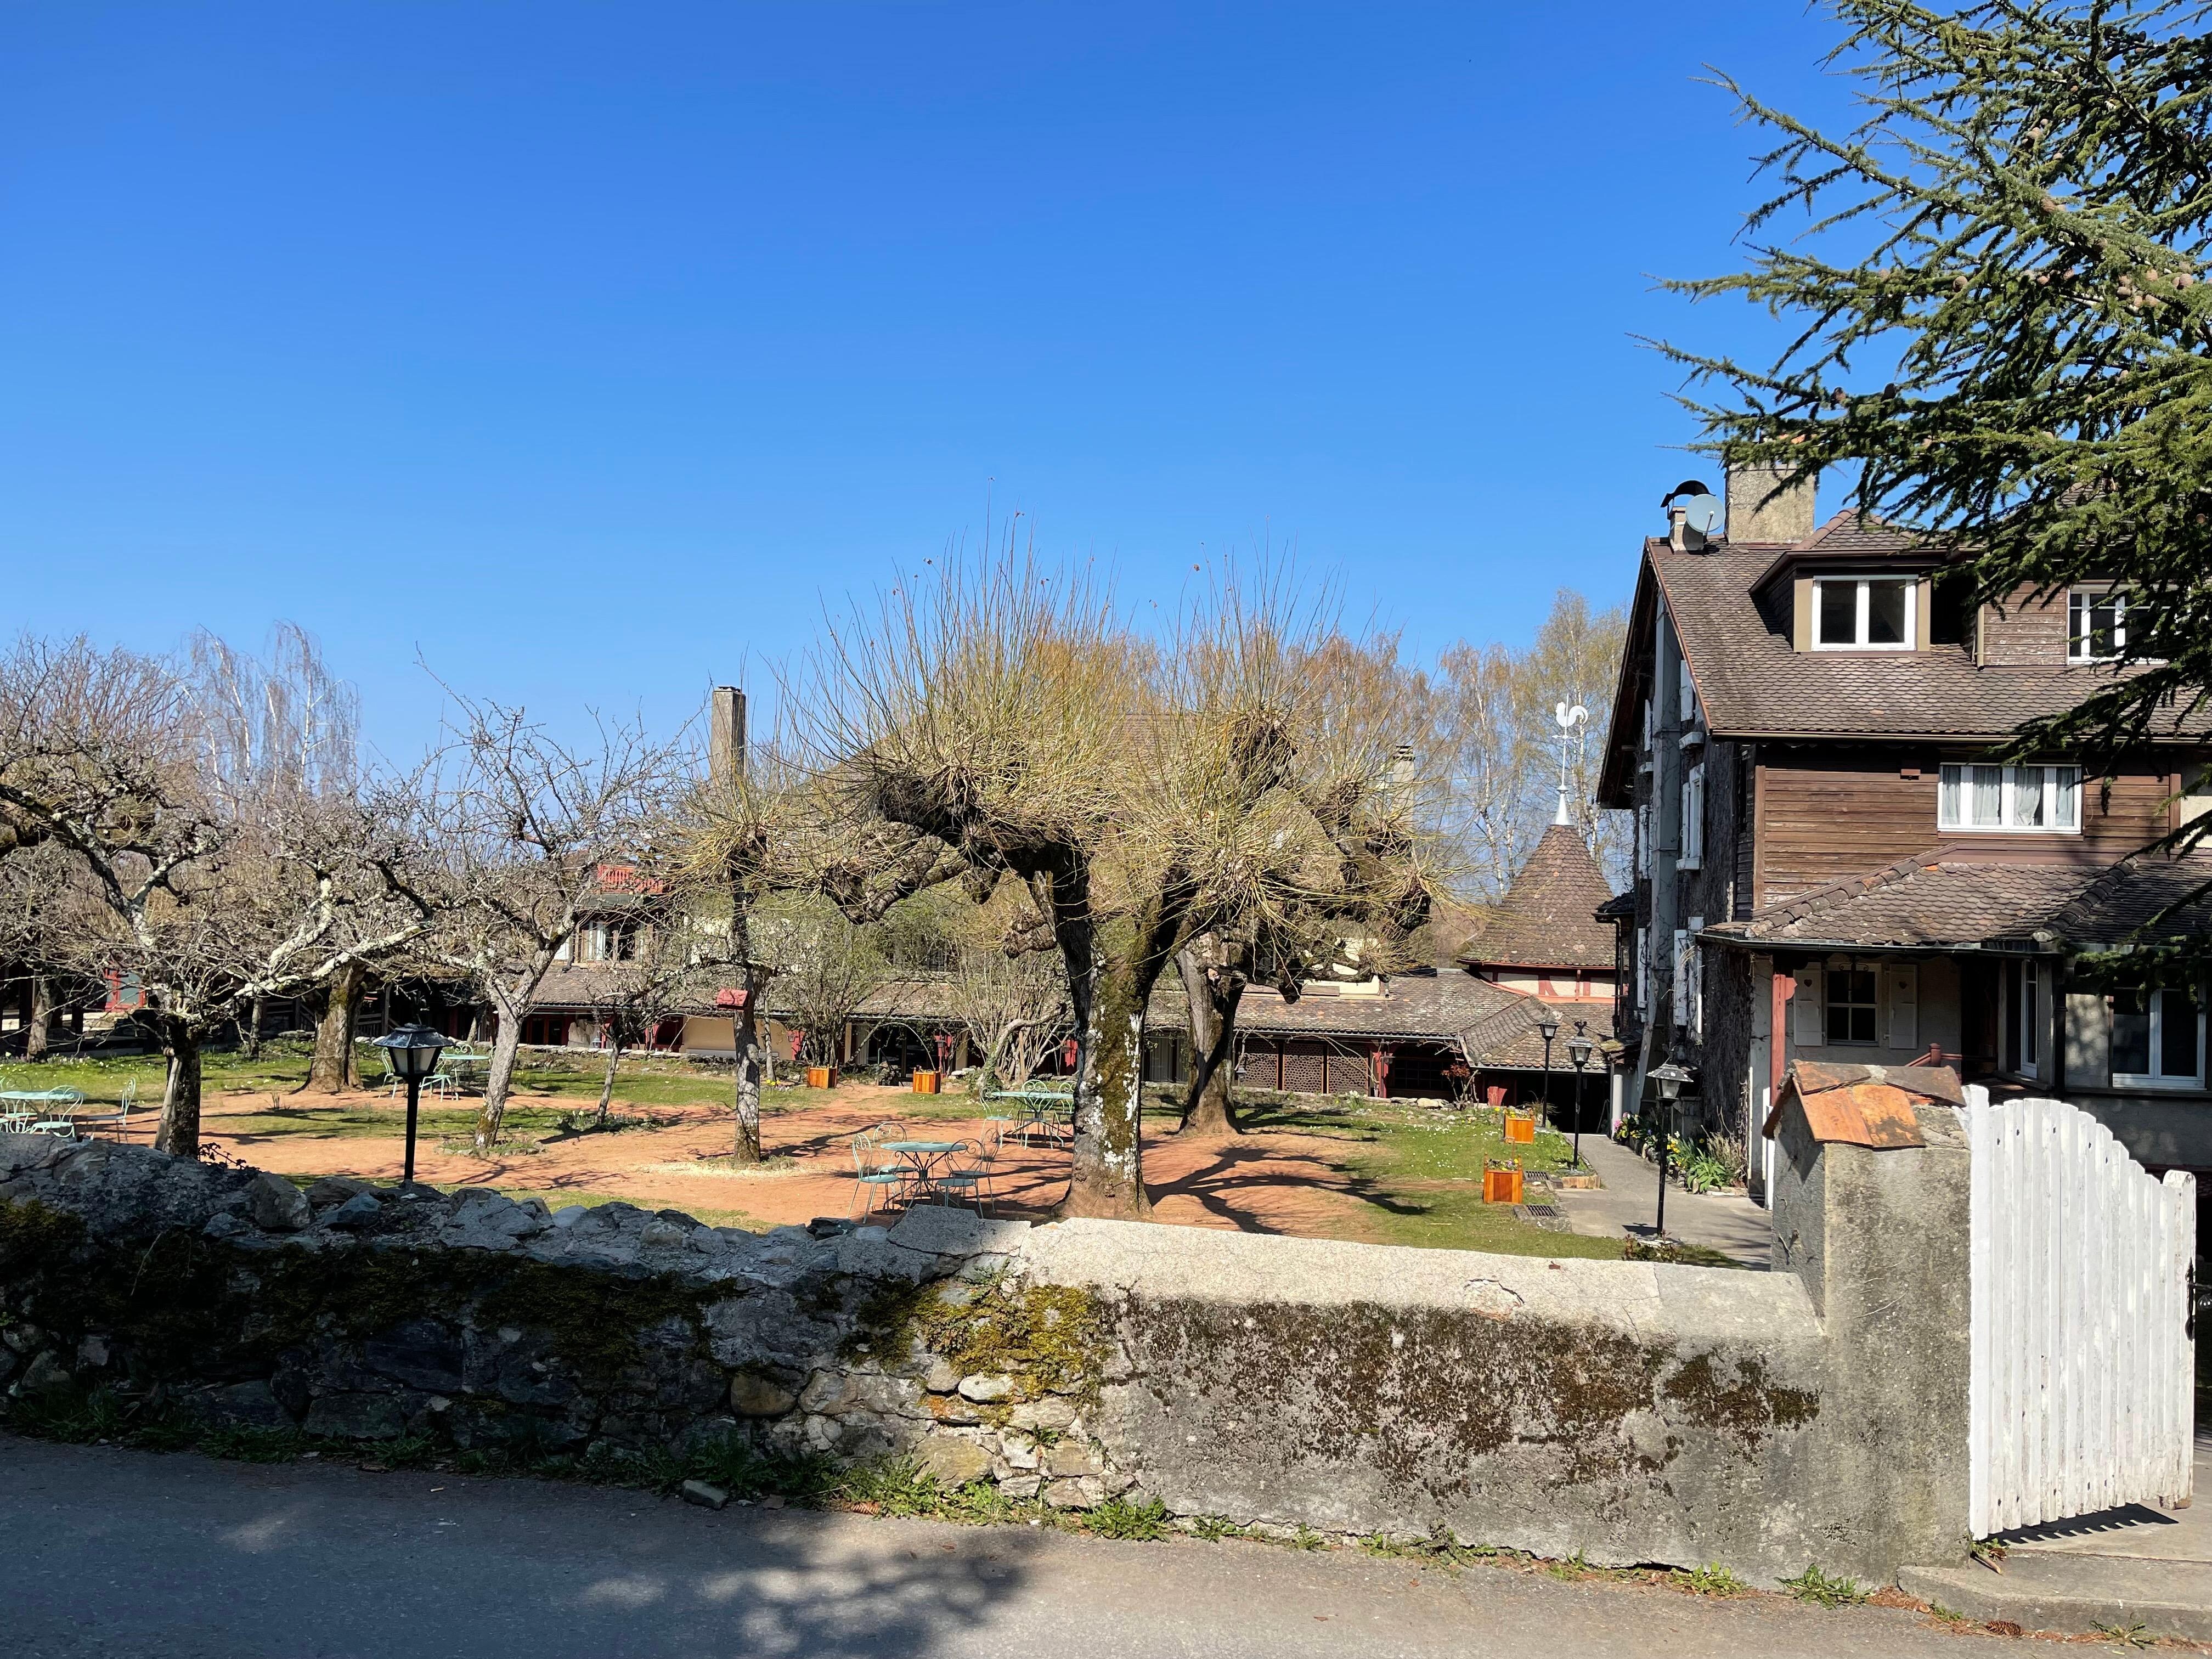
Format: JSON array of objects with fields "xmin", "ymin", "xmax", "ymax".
[
  {"xmin": 1536, "ymin": 1012, "xmax": 1560, "ymax": 1130},
  {"xmin": 1565, "ymin": 1022, "xmax": 1594, "ymax": 1170},
  {"xmin": 374, "ymin": 1024, "xmax": 452, "ymax": 1188},
  {"xmin": 1647, "ymin": 1060, "xmax": 1694, "ymax": 1238}
]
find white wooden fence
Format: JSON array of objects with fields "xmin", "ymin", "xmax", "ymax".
[{"xmin": 1965, "ymin": 1091, "xmax": 2198, "ymax": 1538}]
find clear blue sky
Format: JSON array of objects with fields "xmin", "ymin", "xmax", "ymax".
[{"xmin": 2, "ymin": 2, "xmax": 1854, "ymax": 760}]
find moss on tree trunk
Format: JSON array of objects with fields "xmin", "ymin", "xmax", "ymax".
[
  {"xmin": 152, "ymin": 1021, "xmax": 203, "ymax": 1159},
  {"xmin": 302, "ymin": 961, "xmax": 366, "ymax": 1093}
]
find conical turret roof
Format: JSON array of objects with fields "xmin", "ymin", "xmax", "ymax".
[{"xmin": 1457, "ymin": 823, "xmax": 1618, "ymax": 973}]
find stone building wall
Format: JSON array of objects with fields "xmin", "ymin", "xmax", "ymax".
[{"xmin": 1, "ymin": 1132, "xmax": 1970, "ymax": 1584}]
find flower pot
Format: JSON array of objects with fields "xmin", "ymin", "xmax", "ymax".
[
  {"xmin": 911, "ymin": 1070, "xmax": 940, "ymax": 1095},
  {"xmin": 1483, "ymin": 1159, "xmax": 1525, "ymax": 1204},
  {"xmin": 805, "ymin": 1065, "xmax": 838, "ymax": 1090},
  {"xmin": 1502, "ymin": 1111, "xmax": 1536, "ymax": 1144}
]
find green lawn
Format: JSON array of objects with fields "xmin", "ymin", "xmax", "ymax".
[{"xmin": 1232, "ymin": 1096, "xmax": 1624, "ymax": 1260}]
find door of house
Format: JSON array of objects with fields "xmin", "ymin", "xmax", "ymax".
[{"xmin": 1964, "ymin": 1090, "xmax": 2197, "ymax": 1537}]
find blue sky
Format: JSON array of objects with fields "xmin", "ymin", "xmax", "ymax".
[{"xmin": 2, "ymin": 3, "xmax": 1855, "ymax": 760}]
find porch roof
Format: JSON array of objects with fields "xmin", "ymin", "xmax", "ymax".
[{"xmin": 1700, "ymin": 848, "xmax": 2212, "ymax": 955}]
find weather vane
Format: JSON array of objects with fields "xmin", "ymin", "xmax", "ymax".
[{"xmin": 1553, "ymin": 702, "xmax": 1588, "ymax": 827}]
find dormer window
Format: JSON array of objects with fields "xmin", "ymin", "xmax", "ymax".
[
  {"xmin": 2068, "ymin": 588, "xmax": 2127, "ymax": 661},
  {"xmin": 1813, "ymin": 577, "xmax": 1916, "ymax": 650}
]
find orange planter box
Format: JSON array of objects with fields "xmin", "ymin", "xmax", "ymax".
[
  {"xmin": 1502, "ymin": 1111, "xmax": 1536, "ymax": 1144},
  {"xmin": 1483, "ymin": 1161, "xmax": 1525, "ymax": 1204},
  {"xmin": 804, "ymin": 1065, "xmax": 838, "ymax": 1090},
  {"xmin": 911, "ymin": 1070, "xmax": 940, "ymax": 1095}
]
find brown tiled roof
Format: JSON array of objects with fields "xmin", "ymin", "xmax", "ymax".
[
  {"xmin": 1144, "ymin": 970, "xmax": 1611, "ymax": 1066},
  {"xmin": 1640, "ymin": 519, "xmax": 2208, "ymax": 743},
  {"xmin": 1457, "ymin": 824, "xmax": 1619, "ymax": 972},
  {"xmin": 1701, "ymin": 848, "xmax": 2212, "ymax": 951},
  {"xmin": 1457, "ymin": 996, "xmax": 1615, "ymax": 1073},
  {"xmin": 1152, "ymin": 971, "xmax": 1523, "ymax": 1044}
]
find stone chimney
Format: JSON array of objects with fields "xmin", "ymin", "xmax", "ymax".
[
  {"xmin": 1726, "ymin": 464, "xmax": 1818, "ymax": 545},
  {"xmin": 710, "ymin": 686, "xmax": 746, "ymax": 788}
]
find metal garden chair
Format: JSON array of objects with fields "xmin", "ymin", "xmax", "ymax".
[
  {"xmin": 928, "ymin": 1133, "xmax": 1000, "ymax": 1217},
  {"xmin": 69, "ymin": 1076, "xmax": 137, "ymax": 1141},
  {"xmin": 848, "ymin": 1130, "xmax": 906, "ymax": 1222}
]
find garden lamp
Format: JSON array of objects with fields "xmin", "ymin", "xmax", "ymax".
[
  {"xmin": 1647, "ymin": 1060, "xmax": 1694, "ymax": 1239},
  {"xmin": 1536, "ymin": 1013, "xmax": 1560, "ymax": 1130},
  {"xmin": 1565, "ymin": 1024, "xmax": 1594, "ymax": 1169},
  {"xmin": 373, "ymin": 1024, "xmax": 451, "ymax": 1188}
]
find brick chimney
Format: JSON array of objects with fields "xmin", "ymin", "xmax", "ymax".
[
  {"xmin": 1726, "ymin": 464, "xmax": 1818, "ymax": 545},
  {"xmin": 710, "ymin": 686, "xmax": 746, "ymax": 788}
]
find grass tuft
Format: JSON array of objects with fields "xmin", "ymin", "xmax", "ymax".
[{"xmin": 1780, "ymin": 1564, "xmax": 1866, "ymax": 1607}]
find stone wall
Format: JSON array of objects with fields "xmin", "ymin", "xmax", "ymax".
[{"xmin": 1, "ymin": 1130, "xmax": 1971, "ymax": 1585}]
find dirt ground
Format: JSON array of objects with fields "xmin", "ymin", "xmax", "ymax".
[{"xmin": 191, "ymin": 1082, "xmax": 1394, "ymax": 1242}]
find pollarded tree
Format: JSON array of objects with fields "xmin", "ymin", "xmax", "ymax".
[
  {"xmin": 799, "ymin": 554, "xmax": 1152, "ymax": 1214},
  {"xmin": 1170, "ymin": 623, "xmax": 1442, "ymax": 1137},
  {"xmin": 1661, "ymin": 0, "xmax": 2212, "ymax": 808},
  {"xmin": 805, "ymin": 554, "xmax": 1438, "ymax": 1210}
]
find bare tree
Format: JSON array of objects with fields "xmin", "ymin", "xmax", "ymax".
[
  {"xmin": 946, "ymin": 920, "xmax": 1069, "ymax": 1093},
  {"xmin": 427, "ymin": 695, "xmax": 687, "ymax": 1156},
  {"xmin": 1167, "ymin": 624, "xmax": 1441, "ymax": 1138},
  {"xmin": 1432, "ymin": 590, "xmax": 1628, "ymax": 895},
  {"xmin": 0, "ymin": 631, "xmax": 436, "ymax": 1156},
  {"xmin": 800, "ymin": 552, "xmax": 1436, "ymax": 1214},
  {"xmin": 571, "ymin": 894, "xmax": 714, "ymax": 1128},
  {"xmin": 769, "ymin": 898, "xmax": 890, "ymax": 1069}
]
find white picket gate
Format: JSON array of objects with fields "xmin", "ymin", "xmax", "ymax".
[{"xmin": 1965, "ymin": 1092, "xmax": 2198, "ymax": 1538}]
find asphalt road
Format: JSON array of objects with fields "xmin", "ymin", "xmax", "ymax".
[{"xmin": 2, "ymin": 1436, "xmax": 1999, "ymax": 1658}]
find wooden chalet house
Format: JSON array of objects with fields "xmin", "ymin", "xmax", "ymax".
[{"xmin": 1597, "ymin": 468, "xmax": 2212, "ymax": 1201}]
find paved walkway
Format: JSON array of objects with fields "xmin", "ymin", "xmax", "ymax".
[
  {"xmin": 1551, "ymin": 1133, "xmax": 1773, "ymax": 1267},
  {"xmin": 1900, "ymin": 1435, "xmax": 2212, "ymax": 1642},
  {"xmin": 4, "ymin": 1436, "xmax": 2007, "ymax": 1658}
]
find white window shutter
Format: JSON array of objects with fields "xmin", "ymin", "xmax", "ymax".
[
  {"xmin": 1679, "ymin": 659, "xmax": 1695, "ymax": 725},
  {"xmin": 1886, "ymin": 964, "xmax": 1918, "ymax": 1051},
  {"xmin": 1635, "ymin": 928, "xmax": 1647, "ymax": 1010},
  {"xmin": 1792, "ymin": 965, "xmax": 1823, "ymax": 1046},
  {"xmin": 1680, "ymin": 764, "xmax": 1705, "ymax": 868},
  {"xmin": 1688, "ymin": 917, "xmax": 1705, "ymax": 1037},
  {"xmin": 1672, "ymin": 929, "xmax": 1689, "ymax": 1026}
]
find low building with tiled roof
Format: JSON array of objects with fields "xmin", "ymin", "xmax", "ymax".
[{"xmin": 1596, "ymin": 466, "xmax": 2212, "ymax": 1189}]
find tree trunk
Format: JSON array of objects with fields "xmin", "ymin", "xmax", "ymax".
[
  {"xmin": 153, "ymin": 1019, "xmax": 204, "ymax": 1159},
  {"xmin": 731, "ymin": 972, "xmax": 770, "ymax": 1164},
  {"xmin": 302, "ymin": 961, "xmax": 365, "ymax": 1093},
  {"xmin": 24, "ymin": 975, "xmax": 52, "ymax": 1060},
  {"xmin": 1058, "ymin": 870, "xmax": 1182, "ymax": 1220},
  {"xmin": 728, "ymin": 904, "xmax": 766, "ymax": 1163},
  {"xmin": 243, "ymin": 994, "xmax": 264, "ymax": 1060},
  {"xmin": 473, "ymin": 1000, "xmax": 528, "ymax": 1155},
  {"xmin": 595, "ymin": 1035, "xmax": 624, "ymax": 1128},
  {"xmin": 1176, "ymin": 940, "xmax": 1246, "ymax": 1137}
]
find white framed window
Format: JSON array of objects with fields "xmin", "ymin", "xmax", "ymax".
[
  {"xmin": 2068, "ymin": 589, "xmax": 2126, "ymax": 662},
  {"xmin": 1939, "ymin": 763, "xmax": 2080, "ymax": 832},
  {"xmin": 2110, "ymin": 986, "xmax": 2204, "ymax": 1088},
  {"xmin": 1825, "ymin": 963, "xmax": 1879, "ymax": 1046},
  {"xmin": 1812, "ymin": 577, "xmax": 1916, "ymax": 650},
  {"xmin": 1679, "ymin": 763, "xmax": 1705, "ymax": 870}
]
